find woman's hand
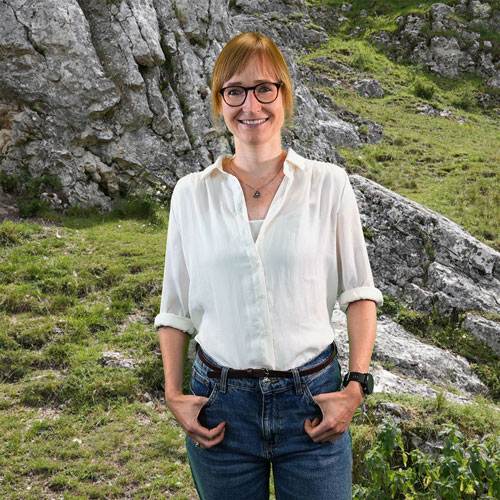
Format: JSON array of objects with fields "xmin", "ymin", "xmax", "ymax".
[
  {"xmin": 166, "ymin": 392, "xmax": 226, "ymax": 449},
  {"xmin": 304, "ymin": 382, "xmax": 363, "ymax": 443}
]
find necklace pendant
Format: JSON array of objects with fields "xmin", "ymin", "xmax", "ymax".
[{"xmin": 253, "ymin": 190, "xmax": 261, "ymax": 198}]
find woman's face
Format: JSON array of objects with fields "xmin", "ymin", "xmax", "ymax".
[{"xmin": 220, "ymin": 55, "xmax": 285, "ymax": 149}]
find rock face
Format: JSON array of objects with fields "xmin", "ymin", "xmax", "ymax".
[
  {"xmin": 351, "ymin": 175, "xmax": 500, "ymax": 318},
  {"xmin": 462, "ymin": 314, "xmax": 500, "ymax": 355},
  {"xmin": 0, "ymin": 0, "xmax": 376, "ymax": 210},
  {"xmin": 372, "ymin": 1, "xmax": 500, "ymax": 87},
  {"xmin": 332, "ymin": 309, "xmax": 487, "ymax": 405},
  {"xmin": 350, "ymin": 174, "xmax": 500, "ymax": 357}
]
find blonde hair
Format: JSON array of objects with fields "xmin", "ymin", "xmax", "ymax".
[{"xmin": 210, "ymin": 32, "xmax": 294, "ymax": 127}]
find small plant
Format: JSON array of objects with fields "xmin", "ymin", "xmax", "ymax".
[
  {"xmin": 110, "ymin": 182, "xmax": 172, "ymax": 227},
  {"xmin": 452, "ymin": 88, "xmax": 477, "ymax": 111},
  {"xmin": 354, "ymin": 418, "xmax": 500, "ymax": 499},
  {"xmin": 412, "ymin": 78, "xmax": 436, "ymax": 100},
  {"xmin": 363, "ymin": 225, "xmax": 374, "ymax": 242},
  {"xmin": 0, "ymin": 220, "xmax": 36, "ymax": 247},
  {"xmin": 0, "ymin": 171, "xmax": 19, "ymax": 193}
]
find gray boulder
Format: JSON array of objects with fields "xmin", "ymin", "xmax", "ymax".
[
  {"xmin": 462, "ymin": 314, "xmax": 500, "ymax": 354},
  {"xmin": 350, "ymin": 174, "xmax": 500, "ymax": 320},
  {"xmin": 373, "ymin": 2, "xmax": 500, "ymax": 81},
  {"xmin": 331, "ymin": 309, "xmax": 487, "ymax": 403},
  {"xmin": 354, "ymin": 79, "xmax": 385, "ymax": 98}
]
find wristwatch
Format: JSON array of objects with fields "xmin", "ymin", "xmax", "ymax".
[{"xmin": 343, "ymin": 372, "xmax": 374, "ymax": 396}]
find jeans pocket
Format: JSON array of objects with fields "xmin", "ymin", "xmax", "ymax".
[
  {"xmin": 190, "ymin": 369, "xmax": 219, "ymax": 408},
  {"xmin": 302, "ymin": 381, "xmax": 321, "ymax": 408},
  {"xmin": 302, "ymin": 361, "xmax": 342, "ymax": 408}
]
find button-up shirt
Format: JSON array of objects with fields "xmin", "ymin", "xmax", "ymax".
[{"xmin": 155, "ymin": 148, "xmax": 383, "ymax": 370}]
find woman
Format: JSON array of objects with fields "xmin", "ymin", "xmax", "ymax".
[{"xmin": 156, "ymin": 32, "xmax": 383, "ymax": 500}]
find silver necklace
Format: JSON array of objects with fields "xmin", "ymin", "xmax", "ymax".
[{"xmin": 227, "ymin": 154, "xmax": 284, "ymax": 199}]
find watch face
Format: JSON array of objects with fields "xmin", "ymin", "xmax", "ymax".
[
  {"xmin": 343, "ymin": 372, "xmax": 374, "ymax": 395},
  {"xmin": 365, "ymin": 373, "xmax": 374, "ymax": 395}
]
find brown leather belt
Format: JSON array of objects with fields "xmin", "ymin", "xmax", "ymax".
[{"xmin": 197, "ymin": 343, "xmax": 337, "ymax": 379}]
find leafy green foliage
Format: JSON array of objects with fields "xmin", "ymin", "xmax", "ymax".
[
  {"xmin": 354, "ymin": 419, "xmax": 500, "ymax": 499},
  {"xmin": 412, "ymin": 78, "xmax": 437, "ymax": 100}
]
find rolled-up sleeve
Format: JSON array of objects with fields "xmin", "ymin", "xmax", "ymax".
[
  {"xmin": 336, "ymin": 172, "xmax": 383, "ymax": 312},
  {"xmin": 154, "ymin": 188, "xmax": 195, "ymax": 334}
]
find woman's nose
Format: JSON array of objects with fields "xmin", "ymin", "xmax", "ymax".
[{"xmin": 242, "ymin": 90, "xmax": 262, "ymax": 112}]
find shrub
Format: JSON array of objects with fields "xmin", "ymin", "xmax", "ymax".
[
  {"xmin": 0, "ymin": 221, "xmax": 37, "ymax": 247},
  {"xmin": 413, "ymin": 78, "xmax": 436, "ymax": 100},
  {"xmin": 452, "ymin": 88, "xmax": 477, "ymax": 111},
  {"xmin": 110, "ymin": 183, "xmax": 171, "ymax": 227},
  {"xmin": 354, "ymin": 418, "xmax": 500, "ymax": 499}
]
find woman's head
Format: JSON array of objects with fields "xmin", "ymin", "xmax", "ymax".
[{"xmin": 210, "ymin": 32, "xmax": 294, "ymax": 128}]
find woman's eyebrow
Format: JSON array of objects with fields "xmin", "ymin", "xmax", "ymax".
[{"xmin": 224, "ymin": 79, "xmax": 270, "ymax": 86}]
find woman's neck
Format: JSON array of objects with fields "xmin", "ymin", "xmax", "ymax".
[{"xmin": 230, "ymin": 139, "xmax": 285, "ymax": 180}]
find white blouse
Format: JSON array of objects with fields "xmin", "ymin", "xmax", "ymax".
[{"xmin": 155, "ymin": 148, "xmax": 383, "ymax": 370}]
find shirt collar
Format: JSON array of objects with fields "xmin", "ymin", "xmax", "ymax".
[{"xmin": 199, "ymin": 148, "xmax": 306, "ymax": 180}]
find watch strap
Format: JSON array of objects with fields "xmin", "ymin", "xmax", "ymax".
[{"xmin": 343, "ymin": 371, "xmax": 374, "ymax": 395}]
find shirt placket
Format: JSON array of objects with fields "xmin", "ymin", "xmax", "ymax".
[{"xmin": 226, "ymin": 171, "xmax": 294, "ymax": 368}]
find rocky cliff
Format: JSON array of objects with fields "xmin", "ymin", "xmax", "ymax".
[
  {"xmin": 1, "ymin": 0, "xmax": 499, "ymax": 403},
  {"xmin": 0, "ymin": 0, "xmax": 371, "ymax": 210}
]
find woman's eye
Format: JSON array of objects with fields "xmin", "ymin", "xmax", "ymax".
[
  {"xmin": 227, "ymin": 88, "xmax": 242, "ymax": 96},
  {"xmin": 258, "ymin": 86, "xmax": 272, "ymax": 93}
]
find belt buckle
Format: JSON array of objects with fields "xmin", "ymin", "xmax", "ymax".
[{"xmin": 261, "ymin": 368, "xmax": 270, "ymax": 384}]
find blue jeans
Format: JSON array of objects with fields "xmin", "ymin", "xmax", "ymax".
[{"xmin": 186, "ymin": 343, "xmax": 352, "ymax": 500}]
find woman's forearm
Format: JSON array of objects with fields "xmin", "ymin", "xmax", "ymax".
[
  {"xmin": 158, "ymin": 326, "xmax": 190, "ymax": 400},
  {"xmin": 346, "ymin": 299, "xmax": 377, "ymax": 373}
]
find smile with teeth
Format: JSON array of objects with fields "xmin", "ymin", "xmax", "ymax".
[{"xmin": 238, "ymin": 118, "xmax": 269, "ymax": 125}]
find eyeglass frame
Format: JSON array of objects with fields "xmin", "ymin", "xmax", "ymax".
[{"xmin": 218, "ymin": 82, "xmax": 282, "ymax": 107}]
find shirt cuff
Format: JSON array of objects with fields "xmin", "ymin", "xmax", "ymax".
[
  {"xmin": 154, "ymin": 313, "xmax": 196, "ymax": 335},
  {"xmin": 338, "ymin": 286, "xmax": 384, "ymax": 312}
]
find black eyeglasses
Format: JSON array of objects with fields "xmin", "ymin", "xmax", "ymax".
[{"xmin": 219, "ymin": 82, "xmax": 281, "ymax": 107}]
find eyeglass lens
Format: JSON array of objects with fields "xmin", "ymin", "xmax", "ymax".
[{"xmin": 222, "ymin": 83, "xmax": 278, "ymax": 106}]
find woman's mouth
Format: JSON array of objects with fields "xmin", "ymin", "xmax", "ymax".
[{"xmin": 238, "ymin": 118, "xmax": 269, "ymax": 126}]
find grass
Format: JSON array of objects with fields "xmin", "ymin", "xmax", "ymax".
[
  {"xmin": 379, "ymin": 297, "xmax": 500, "ymax": 400},
  {"xmin": 1, "ymin": 209, "xmax": 499, "ymax": 498},
  {"xmin": 0, "ymin": 209, "xmax": 202, "ymax": 498},
  {"xmin": 298, "ymin": 33, "xmax": 500, "ymax": 250}
]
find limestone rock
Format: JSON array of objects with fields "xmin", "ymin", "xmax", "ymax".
[
  {"xmin": 101, "ymin": 351, "xmax": 135, "ymax": 370},
  {"xmin": 349, "ymin": 174, "xmax": 500, "ymax": 319},
  {"xmin": 331, "ymin": 309, "xmax": 487, "ymax": 403},
  {"xmin": 373, "ymin": 2, "xmax": 500, "ymax": 81},
  {"xmin": 0, "ymin": 0, "xmax": 375, "ymax": 209},
  {"xmin": 462, "ymin": 314, "xmax": 500, "ymax": 354},
  {"xmin": 354, "ymin": 79, "xmax": 385, "ymax": 98}
]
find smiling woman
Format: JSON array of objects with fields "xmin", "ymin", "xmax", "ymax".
[
  {"xmin": 156, "ymin": 32, "xmax": 383, "ymax": 500},
  {"xmin": 210, "ymin": 32, "xmax": 294, "ymax": 127}
]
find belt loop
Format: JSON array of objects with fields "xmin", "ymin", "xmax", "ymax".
[
  {"xmin": 292, "ymin": 368, "xmax": 302, "ymax": 395},
  {"xmin": 219, "ymin": 367, "xmax": 229, "ymax": 393}
]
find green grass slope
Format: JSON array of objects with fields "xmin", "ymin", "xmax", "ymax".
[
  {"xmin": 1, "ymin": 205, "xmax": 499, "ymax": 498},
  {"xmin": 303, "ymin": 0, "xmax": 499, "ymax": 251}
]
